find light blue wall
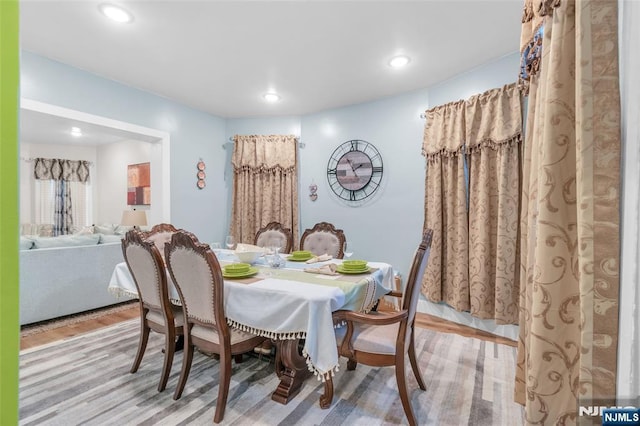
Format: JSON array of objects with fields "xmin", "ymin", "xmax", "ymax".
[
  {"xmin": 300, "ymin": 89, "xmax": 429, "ymax": 279},
  {"xmin": 20, "ymin": 51, "xmax": 228, "ymax": 243},
  {"xmin": 428, "ymin": 52, "xmax": 521, "ymax": 107}
]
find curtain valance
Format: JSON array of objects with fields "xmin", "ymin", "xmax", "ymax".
[
  {"xmin": 465, "ymin": 83, "xmax": 522, "ymax": 151},
  {"xmin": 421, "ymin": 100, "xmax": 466, "ymax": 158},
  {"xmin": 231, "ymin": 135, "xmax": 298, "ymax": 173},
  {"xmin": 33, "ymin": 158, "xmax": 90, "ymax": 183}
]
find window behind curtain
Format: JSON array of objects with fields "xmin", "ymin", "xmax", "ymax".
[{"xmin": 34, "ymin": 179, "xmax": 92, "ymax": 228}]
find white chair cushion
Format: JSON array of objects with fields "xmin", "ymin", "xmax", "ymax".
[
  {"xmin": 303, "ymin": 232, "xmax": 340, "ymax": 257},
  {"xmin": 146, "ymin": 305, "xmax": 185, "ymax": 327},
  {"xmin": 256, "ymin": 230, "xmax": 288, "ymax": 249},
  {"xmin": 191, "ymin": 323, "xmax": 261, "ymax": 345},
  {"xmin": 146, "ymin": 232, "xmax": 173, "ymax": 258},
  {"xmin": 335, "ymin": 321, "xmax": 399, "ymax": 355}
]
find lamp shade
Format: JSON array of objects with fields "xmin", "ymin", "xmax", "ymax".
[{"xmin": 121, "ymin": 210, "xmax": 147, "ymax": 227}]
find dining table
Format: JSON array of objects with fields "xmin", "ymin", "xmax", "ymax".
[{"xmin": 108, "ymin": 248, "xmax": 395, "ymax": 408}]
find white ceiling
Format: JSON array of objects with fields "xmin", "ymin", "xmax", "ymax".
[
  {"xmin": 19, "ymin": 0, "xmax": 524, "ymax": 119},
  {"xmin": 20, "ymin": 108, "xmax": 159, "ymax": 146}
]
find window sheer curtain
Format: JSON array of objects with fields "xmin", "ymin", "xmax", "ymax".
[
  {"xmin": 421, "ymin": 85, "xmax": 522, "ymax": 324},
  {"xmin": 515, "ymin": 0, "xmax": 621, "ymax": 423},
  {"xmin": 229, "ymin": 135, "xmax": 299, "ymax": 247},
  {"xmin": 33, "ymin": 158, "xmax": 90, "ymax": 236}
]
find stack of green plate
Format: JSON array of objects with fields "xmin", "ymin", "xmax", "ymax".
[
  {"xmin": 336, "ymin": 259, "xmax": 370, "ymax": 274},
  {"xmin": 287, "ymin": 250, "xmax": 313, "ymax": 262},
  {"xmin": 222, "ymin": 262, "xmax": 258, "ymax": 278}
]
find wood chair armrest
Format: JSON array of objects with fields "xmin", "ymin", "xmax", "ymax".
[
  {"xmin": 387, "ymin": 290, "xmax": 403, "ymax": 298},
  {"xmin": 340, "ymin": 309, "xmax": 408, "ymax": 326}
]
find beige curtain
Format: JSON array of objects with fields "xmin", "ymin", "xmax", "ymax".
[
  {"xmin": 422, "ymin": 101, "xmax": 470, "ymax": 312},
  {"xmin": 515, "ymin": 0, "xmax": 621, "ymax": 423},
  {"xmin": 422, "ymin": 87, "xmax": 522, "ymax": 323},
  {"xmin": 466, "ymin": 83, "xmax": 522, "ymax": 324},
  {"xmin": 229, "ymin": 135, "xmax": 299, "ymax": 246}
]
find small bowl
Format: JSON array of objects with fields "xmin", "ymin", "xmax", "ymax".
[
  {"xmin": 342, "ymin": 260, "xmax": 368, "ymax": 270},
  {"xmin": 224, "ymin": 263, "xmax": 251, "ymax": 274},
  {"xmin": 291, "ymin": 250, "xmax": 312, "ymax": 259},
  {"xmin": 234, "ymin": 251, "xmax": 262, "ymax": 264}
]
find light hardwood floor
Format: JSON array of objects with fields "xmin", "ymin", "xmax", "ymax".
[{"xmin": 20, "ymin": 303, "xmax": 516, "ymax": 350}]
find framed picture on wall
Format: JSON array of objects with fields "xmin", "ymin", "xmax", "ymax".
[{"xmin": 127, "ymin": 162, "xmax": 151, "ymax": 205}]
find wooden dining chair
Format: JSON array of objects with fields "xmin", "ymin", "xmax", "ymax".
[
  {"xmin": 143, "ymin": 223, "xmax": 179, "ymax": 259},
  {"xmin": 333, "ymin": 229, "xmax": 433, "ymax": 426},
  {"xmin": 121, "ymin": 229, "xmax": 184, "ymax": 392},
  {"xmin": 164, "ymin": 230, "xmax": 265, "ymax": 424},
  {"xmin": 254, "ymin": 221, "xmax": 294, "ymax": 254},
  {"xmin": 299, "ymin": 221, "xmax": 346, "ymax": 258}
]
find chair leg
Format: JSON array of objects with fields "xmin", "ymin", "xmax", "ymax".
[
  {"xmin": 158, "ymin": 328, "xmax": 176, "ymax": 392},
  {"xmin": 214, "ymin": 350, "xmax": 232, "ymax": 423},
  {"xmin": 347, "ymin": 359, "xmax": 357, "ymax": 371},
  {"xmin": 395, "ymin": 355, "xmax": 418, "ymax": 426},
  {"xmin": 408, "ymin": 330, "xmax": 426, "ymax": 390},
  {"xmin": 173, "ymin": 335, "xmax": 194, "ymax": 400},
  {"xmin": 130, "ymin": 321, "xmax": 150, "ymax": 374}
]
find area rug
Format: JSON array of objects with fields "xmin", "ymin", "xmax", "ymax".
[
  {"xmin": 20, "ymin": 301, "xmax": 137, "ymax": 337},
  {"xmin": 19, "ymin": 320, "xmax": 524, "ymax": 425}
]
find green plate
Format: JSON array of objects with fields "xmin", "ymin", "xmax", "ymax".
[
  {"xmin": 287, "ymin": 255, "xmax": 313, "ymax": 262},
  {"xmin": 222, "ymin": 267, "xmax": 259, "ymax": 278},
  {"xmin": 336, "ymin": 265, "xmax": 371, "ymax": 274}
]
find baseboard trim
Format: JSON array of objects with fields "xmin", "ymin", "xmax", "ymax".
[{"xmin": 418, "ymin": 298, "xmax": 519, "ymax": 341}]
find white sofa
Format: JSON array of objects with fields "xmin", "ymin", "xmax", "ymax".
[{"xmin": 19, "ymin": 235, "xmax": 125, "ymax": 325}]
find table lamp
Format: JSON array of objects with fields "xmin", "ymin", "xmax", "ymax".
[{"xmin": 121, "ymin": 210, "xmax": 147, "ymax": 229}]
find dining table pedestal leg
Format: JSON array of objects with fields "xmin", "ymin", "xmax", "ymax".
[
  {"xmin": 271, "ymin": 339, "xmax": 312, "ymax": 404},
  {"xmin": 319, "ymin": 376, "xmax": 333, "ymax": 409}
]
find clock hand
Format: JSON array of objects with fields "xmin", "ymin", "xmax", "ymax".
[{"xmin": 346, "ymin": 159, "xmax": 357, "ymax": 176}]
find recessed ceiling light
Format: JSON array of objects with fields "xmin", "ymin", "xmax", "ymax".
[
  {"xmin": 389, "ymin": 55, "xmax": 411, "ymax": 68},
  {"xmin": 99, "ymin": 3, "xmax": 134, "ymax": 23},
  {"xmin": 71, "ymin": 127, "xmax": 83, "ymax": 137},
  {"xmin": 263, "ymin": 93, "xmax": 281, "ymax": 103}
]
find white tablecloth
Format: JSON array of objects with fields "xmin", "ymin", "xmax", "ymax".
[{"xmin": 108, "ymin": 252, "xmax": 394, "ymax": 379}]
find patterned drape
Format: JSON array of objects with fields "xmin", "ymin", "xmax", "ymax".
[
  {"xmin": 422, "ymin": 101, "xmax": 470, "ymax": 313},
  {"xmin": 466, "ymin": 84, "xmax": 521, "ymax": 324},
  {"xmin": 421, "ymin": 85, "xmax": 522, "ymax": 324},
  {"xmin": 514, "ymin": 0, "xmax": 621, "ymax": 423},
  {"xmin": 229, "ymin": 135, "xmax": 299, "ymax": 247},
  {"xmin": 33, "ymin": 158, "xmax": 90, "ymax": 236}
]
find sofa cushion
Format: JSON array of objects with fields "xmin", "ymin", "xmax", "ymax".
[
  {"xmin": 72, "ymin": 224, "xmax": 95, "ymax": 235},
  {"xmin": 114, "ymin": 225, "xmax": 134, "ymax": 236},
  {"xmin": 20, "ymin": 237, "xmax": 34, "ymax": 250},
  {"xmin": 99, "ymin": 234, "xmax": 123, "ymax": 244},
  {"xmin": 32, "ymin": 234, "xmax": 102, "ymax": 249},
  {"xmin": 94, "ymin": 224, "xmax": 117, "ymax": 235}
]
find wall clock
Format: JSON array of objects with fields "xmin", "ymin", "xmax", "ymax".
[{"xmin": 326, "ymin": 139, "xmax": 383, "ymax": 203}]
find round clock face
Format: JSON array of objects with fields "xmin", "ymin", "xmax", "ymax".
[{"xmin": 327, "ymin": 140, "xmax": 383, "ymax": 203}]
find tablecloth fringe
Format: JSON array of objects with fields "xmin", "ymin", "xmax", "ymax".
[
  {"xmin": 108, "ymin": 287, "xmax": 138, "ymax": 300},
  {"xmin": 302, "ymin": 347, "xmax": 340, "ymax": 382},
  {"xmin": 107, "ymin": 287, "xmax": 182, "ymax": 305},
  {"xmin": 226, "ymin": 318, "xmax": 306, "ymax": 340}
]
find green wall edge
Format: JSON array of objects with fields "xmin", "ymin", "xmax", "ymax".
[{"xmin": 0, "ymin": 0, "xmax": 20, "ymax": 424}]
